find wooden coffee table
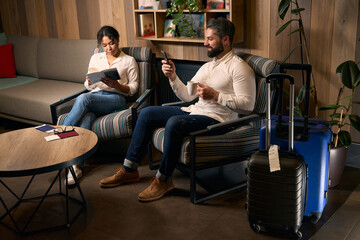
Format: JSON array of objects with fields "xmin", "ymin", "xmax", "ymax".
[{"xmin": 0, "ymin": 126, "xmax": 98, "ymax": 234}]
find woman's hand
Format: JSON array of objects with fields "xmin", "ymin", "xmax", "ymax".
[
  {"xmin": 101, "ymin": 76, "xmax": 119, "ymax": 88},
  {"xmin": 86, "ymin": 76, "xmax": 93, "ymax": 85},
  {"xmin": 161, "ymin": 60, "xmax": 176, "ymax": 81},
  {"xmin": 196, "ymin": 83, "xmax": 219, "ymax": 101}
]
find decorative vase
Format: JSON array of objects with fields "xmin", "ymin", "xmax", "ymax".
[
  {"xmin": 153, "ymin": 1, "xmax": 161, "ymax": 9},
  {"xmin": 328, "ymin": 145, "xmax": 349, "ymax": 188}
]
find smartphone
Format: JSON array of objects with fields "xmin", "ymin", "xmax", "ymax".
[{"xmin": 161, "ymin": 50, "xmax": 169, "ymax": 64}]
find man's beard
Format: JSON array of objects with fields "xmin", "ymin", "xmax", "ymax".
[{"xmin": 207, "ymin": 44, "xmax": 224, "ymax": 58}]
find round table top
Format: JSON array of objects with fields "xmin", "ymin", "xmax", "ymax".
[{"xmin": 0, "ymin": 126, "xmax": 98, "ymax": 177}]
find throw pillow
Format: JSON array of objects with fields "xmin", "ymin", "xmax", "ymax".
[{"xmin": 0, "ymin": 43, "xmax": 16, "ymax": 78}]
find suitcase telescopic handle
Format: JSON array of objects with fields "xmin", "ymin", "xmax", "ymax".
[
  {"xmin": 265, "ymin": 73, "xmax": 295, "ymax": 152},
  {"xmin": 280, "ymin": 63, "xmax": 312, "ymax": 139}
]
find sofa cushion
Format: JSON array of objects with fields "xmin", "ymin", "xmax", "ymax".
[
  {"xmin": 37, "ymin": 38, "xmax": 97, "ymax": 84},
  {"xmin": 0, "ymin": 75, "xmax": 38, "ymax": 90},
  {"xmin": 0, "ymin": 80, "xmax": 85, "ymax": 123},
  {"xmin": 0, "ymin": 43, "xmax": 16, "ymax": 78},
  {"xmin": 7, "ymin": 35, "xmax": 39, "ymax": 78}
]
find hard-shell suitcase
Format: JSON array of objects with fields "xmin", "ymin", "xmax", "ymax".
[
  {"xmin": 259, "ymin": 64, "xmax": 331, "ymax": 223},
  {"xmin": 246, "ymin": 73, "xmax": 307, "ymax": 239}
]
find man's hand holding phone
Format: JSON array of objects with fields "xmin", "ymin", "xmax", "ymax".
[{"xmin": 161, "ymin": 50, "xmax": 176, "ymax": 81}]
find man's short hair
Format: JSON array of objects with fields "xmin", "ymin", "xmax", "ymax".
[{"xmin": 206, "ymin": 18, "xmax": 235, "ymax": 45}]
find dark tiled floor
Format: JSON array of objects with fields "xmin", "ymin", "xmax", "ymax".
[{"xmin": 1, "ymin": 118, "xmax": 360, "ymax": 239}]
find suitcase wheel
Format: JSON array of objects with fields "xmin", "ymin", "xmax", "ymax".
[
  {"xmin": 310, "ymin": 215, "xmax": 320, "ymax": 224},
  {"xmin": 293, "ymin": 230, "xmax": 302, "ymax": 240},
  {"xmin": 250, "ymin": 223, "xmax": 261, "ymax": 233}
]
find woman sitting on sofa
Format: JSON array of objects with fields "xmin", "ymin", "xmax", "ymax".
[{"xmin": 63, "ymin": 25, "xmax": 139, "ymax": 185}]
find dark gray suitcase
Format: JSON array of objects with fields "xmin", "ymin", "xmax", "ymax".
[{"xmin": 246, "ymin": 73, "xmax": 307, "ymax": 239}]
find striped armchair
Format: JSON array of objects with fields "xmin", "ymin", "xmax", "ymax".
[
  {"xmin": 148, "ymin": 52, "xmax": 280, "ymax": 203},
  {"xmin": 57, "ymin": 47, "xmax": 154, "ymax": 141}
]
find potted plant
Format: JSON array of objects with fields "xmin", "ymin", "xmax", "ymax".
[
  {"xmin": 319, "ymin": 60, "xmax": 360, "ymax": 187},
  {"xmin": 165, "ymin": 0, "xmax": 202, "ymax": 38}
]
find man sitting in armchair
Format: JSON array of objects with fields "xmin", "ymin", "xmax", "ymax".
[{"xmin": 99, "ymin": 17, "xmax": 256, "ymax": 202}]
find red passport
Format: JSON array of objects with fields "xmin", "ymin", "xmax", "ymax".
[{"xmin": 57, "ymin": 130, "xmax": 79, "ymax": 139}]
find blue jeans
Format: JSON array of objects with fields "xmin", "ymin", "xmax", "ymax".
[
  {"xmin": 124, "ymin": 106, "xmax": 220, "ymax": 181},
  {"xmin": 63, "ymin": 90, "xmax": 126, "ymax": 130}
]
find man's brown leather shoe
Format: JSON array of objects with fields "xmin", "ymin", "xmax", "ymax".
[
  {"xmin": 99, "ymin": 167, "xmax": 140, "ymax": 188},
  {"xmin": 138, "ymin": 177, "xmax": 175, "ymax": 202}
]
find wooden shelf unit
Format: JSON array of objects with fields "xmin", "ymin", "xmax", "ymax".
[{"xmin": 132, "ymin": 0, "xmax": 244, "ymax": 43}]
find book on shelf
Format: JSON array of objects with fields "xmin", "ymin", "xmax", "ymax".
[
  {"xmin": 206, "ymin": 0, "xmax": 225, "ymax": 9},
  {"xmin": 138, "ymin": 13, "xmax": 155, "ymax": 37},
  {"xmin": 87, "ymin": 68, "xmax": 120, "ymax": 83},
  {"xmin": 164, "ymin": 19, "xmax": 176, "ymax": 37}
]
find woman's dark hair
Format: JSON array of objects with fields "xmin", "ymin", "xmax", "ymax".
[
  {"xmin": 206, "ymin": 18, "xmax": 235, "ymax": 45},
  {"xmin": 97, "ymin": 26, "xmax": 120, "ymax": 45}
]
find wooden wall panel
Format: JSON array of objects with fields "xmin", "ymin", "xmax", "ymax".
[
  {"xmin": 309, "ymin": 0, "xmax": 335, "ymax": 119},
  {"xmin": 53, "ymin": 0, "xmax": 80, "ymax": 39},
  {"xmin": 111, "ymin": 0, "xmax": 127, "ymax": 47},
  {"xmin": 0, "ymin": 0, "xmax": 21, "ymax": 35},
  {"xmin": 16, "ymin": 0, "xmax": 29, "ymax": 36},
  {"xmin": 269, "ymin": 0, "xmax": 291, "ymax": 62},
  {"xmin": 249, "ymin": 0, "xmax": 270, "ymax": 58},
  {"xmin": 76, "ymin": 0, "xmax": 101, "ymax": 40},
  {"xmin": 24, "ymin": 0, "xmax": 48, "ymax": 37},
  {"xmin": 44, "ymin": 0, "xmax": 58, "ymax": 38},
  {"xmin": 99, "ymin": 0, "xmax": 113, "ymax": 27}
]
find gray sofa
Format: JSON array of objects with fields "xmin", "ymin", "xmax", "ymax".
[{"xmin": 0, "ymin": 35, "xmax": 97, "ymax": 125}]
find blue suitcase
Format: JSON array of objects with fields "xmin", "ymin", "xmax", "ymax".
[
  {"xmin": 259, "ymin": 64, "xmax": 331, "ymax": 223},
  {"xmin": 259, "ymin": 116, "xmax": 331, "ymax": 223}
]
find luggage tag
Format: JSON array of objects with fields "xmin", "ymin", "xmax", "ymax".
[{"xmin": 269, "ymin": 145, "xmax": 281, "ymax": 172}]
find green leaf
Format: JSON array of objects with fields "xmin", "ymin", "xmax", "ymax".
[
  {"xmin": 330, "ymin": 113, "xmax": 342, "ymax": 118},
  {"xmin": 341, "ymin": 95, "xmax": 353, "ymax": 101},
  {"xmin": 296, "ymin": 85, "xmax": 306, "ymax": 105},
  {"xmin": 278, "ymin": 0, "xmax": 291, "ymax": 20},
  {"xmin": 291, "ymin": 8, "xmax": 305, "ymax": 15},
  {"xmin": 341, "ymin": 62, "xmax": 353, "ymax": 89},
  {"xmin": 329, "ymin": 120, "xmax": 340, "ymax": 126},
  {"xmin": 336, "ymin": 61, "xmax": 348, "ymax": 74},
  {"xmin": 281, "ymin": 45, "xmax": 297, "ymax": 63},
  {"xmin": 354, "ymin": 71, "xmax": 360, "ymax": 87},
  {"xmin": 349, "ymin": 114, "xmax": 360, "ymax": 132},
  {"xmin": 319, "ymin": 105, "xmax": 342, "ymax": 110},
  {"xmin": 349, "ymin": 61, "xmax": 360, "ymax": 87},
  {"xmin": 294, "ymin": 105, "xmax": 303, "ymax": 117},
  {"xmin": 276, "ymin": 19, "xmax": 298, "ymax": 36},
  {"xmin": 288, "ymin": 29, "xmax": 301, "ymax": 36},
  {"xmin": 338, "ymin": 130, "xmax": 351, "ymax": 146},
  {"xmin": 337, "ymin": 61, "xmax": 359, "ymax": 89}
]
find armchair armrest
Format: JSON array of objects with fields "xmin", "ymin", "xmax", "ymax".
[
  {"xmin": 189, "ymin": 113, "xmax": 265, "ymax": 137},
  {"xmin": 161, "ymin": 98, "xmax": 198, "ymax": 107},
  {"xmin": 50, "ymin": 89, "xmax": 88, "ymax": 124},
  {"xmin": 130, "ymin": 88, "xmax": 154, "ymax": 128}
]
